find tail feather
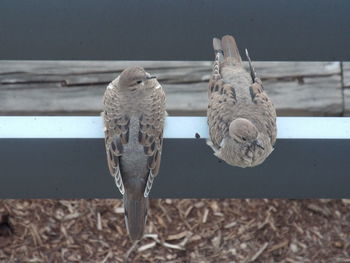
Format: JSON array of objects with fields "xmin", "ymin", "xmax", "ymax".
[
  {"xmin": 124, "ymin": 192, "xmax": 148, "ymax": 241},
  {"xmin": 245, "ymin": 48, "xmax": 257, "ymax": 81},
  {"xmin": 213, "ymin": 38, "xmax": 223, "ymax": 55},
  {"xmin": 221, "ymin": 35, "xmax": 242, "ymax": 65},
  {"xmin": 212, "ymin": 37, "xmax": 224, "ymax": 77}
]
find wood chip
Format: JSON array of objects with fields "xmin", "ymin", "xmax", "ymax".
[
  {"xmin": 138, "ymin": 242, "xmax": 157, "ymax": 252},
  {"xmin": 224, "ymin": 222, "xmax": 237, "ymax": 229},
  {"xmin": 333, "ymin": 241, "xmax": 344, "ymax": 249},
  {"xmin": 194, "ymin": 202, "xmax": 204, "ymax": 209},
  {"xmin": 184, "ymin": 206, "xmax": 193, "ymax": 218},
  {"xmin": 124, "ymin": 240, "xmax": 140, "ymax": 262},
  {"xmin": 162, "ymin": 242, "xmax": 185, "ymax": 251},
  {"xmin": 114, "ymin": 207, "xmax": 124, "ymax": 214},
  {"xmin": 0, "ymin": 198, "xmax": 348, "ymax": 262},
  {"xmin": 307, "ymin": 204, "xmax": 331, "ymax": 217},
  {"xmin": 63, "ymin": 212, "xmax": 80, "ymax": 220},
  {"xmin": 267, "ymin": 240, "xmax": 289, "ymax": 252},
  {"xmin": 97, "ymin": 212, "xmax": 102, "ymax": 231},
  {"xmin": 166, "ymin": 231, "xmax": 189, "ymax": 241},
  {"xmin": 202, "ymin": 208, "xmax": 209, "ymax": 223},
  {"xmin": 210, "ymin": 201, "xmax": 219, "ymax": 213},
  {"xmin": 342, "ymin": 199, "xmax": 350, "ymax": 205},
  {"xmin": 248, "ymin": 242, "xmax": 269, "ymax": 262},
  {"xmin": 101, "ymin": 251, "xmax": 113, "ymax": 263},
  {"xmin": 290, "ymin": 243, "xmax": 298, "ymax": 253},
  {"xmin": 211, "ymin": 232, "xmax": 221, "ymax": 248}
]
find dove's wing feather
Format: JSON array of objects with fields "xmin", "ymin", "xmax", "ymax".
[
  {"xmin": 208, "ymin": 41, "xmax": 238, "ymax": 149},
  {"xmin": 103, "ymin": 82, "xmax": 166, "ymax": 197},
  {"xmin": 209, "ymin": 35, "xmax": 276, "ymax": 149},
  {"xmin": 139, "ymin": 84, "xmax": 166, "ymax": 197},
  {"xmin": 249, "ymin": 79, "xmax": 277, "ymax": 146},
  {"xmin": 103, "ymin": 83, "xmax": 130, "ymax": 195},
  {"xmin": 208, "ymin": 35, "xmax": 277, "ymax": 167},
  {"xmin": 245, "ymin": 51, "xmax": 276, "ymax": 146}
]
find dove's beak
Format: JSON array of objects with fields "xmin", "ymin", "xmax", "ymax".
[
  {"xmin": 254, "ymin": 139, "xmax": 264, "ymax": 150},
  {"xmin": 146, "ymin": 74, "xmax": 157, "ymax": 80}
]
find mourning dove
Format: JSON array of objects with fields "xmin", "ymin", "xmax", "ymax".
[
  {"xmin": 207, "ymin": 35, "xmax": 277, "ymax": 167},
  {"xmin": 103, "ymin": 66, "xmax": 166, "ymax": 240}
]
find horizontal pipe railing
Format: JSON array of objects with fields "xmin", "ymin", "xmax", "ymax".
[{"xmin": 1, "ymin": 116, "xmax": 350, "ymax": 139}]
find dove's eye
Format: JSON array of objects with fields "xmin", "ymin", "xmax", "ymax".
[
  {"xmin": 242, "ymin": 137, "xmax": 247, "ymax": 141},
  {"xmin": 136, "ymin": 80, "xmax": 142, "ymax": 84}
]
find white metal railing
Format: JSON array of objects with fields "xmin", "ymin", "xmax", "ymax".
[{"xmin": 0, "ymin": 116, "xmax": 349, "ymax": 139}]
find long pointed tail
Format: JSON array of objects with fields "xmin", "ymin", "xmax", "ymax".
[
  {"xmin": 245, "ymin": 48, "xmax": 257, "ymax": 81},
  {"xmin": 123, "ymin": 192, "xmax": 148, "ymax": 241},
  {"xmin": 212, "ymin": 38, "xmax": 224, "ymax": 77},
  {"xmin": 221, "ymin": 35, "xmax": 242, "ymax": 66}
]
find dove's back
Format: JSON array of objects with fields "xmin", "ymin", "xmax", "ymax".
[
  {"xmin": 103, "ymin": 68, "xmax": 166, "ymax": 240},
  {"xmin": 220, "ymin": 35, "xmax": 254, "ymax": 105},
  {"xmin": 207, "ymin": 35, "xmax": 277, "ymax": 167}
]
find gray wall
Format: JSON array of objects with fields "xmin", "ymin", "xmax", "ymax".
[
  {"xmin": 1, "ymin": 139, "xmax": 349, "ymax": 198},
  {"xmin": 0, "ymin": 0, "xmax": 349, "ymax": 60}
]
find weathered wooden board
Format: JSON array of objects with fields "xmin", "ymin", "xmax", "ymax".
[
  {"xmin": 344, "ymin": 89, "xmax": 350, "ymax": 116},
  {"xmin": 164, "ymin": 75, "xmax": 343, "ymax": 116},
  {"xmin": 0, "ymin": 79, "xmax": 342, "ymax": 116},
  {"xmin": 0, "ymin": 61, "xmax": 339, "ymax": 82},
  {"xmin": 343, "ymin": 62, "xmax": 350, "ymax": 88},
  {"xmin": 0, "ymin": 83, "xmax": 104, "ymax": 115},
  {"xmin": 342, "ymin": 62, "xmax": 350, "ymax": 116},
  {"xmin": 0, "ymin": 61, "xmax": 343, "ymax": 116},
  {"xmin": 0, "ymin": 61, "xmax": 211, "ymax": 75}
]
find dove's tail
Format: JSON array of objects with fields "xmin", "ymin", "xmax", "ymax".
[
  {"xmin": 245, "ymin": 48, "xmax": 257, "ymax": 81},
  {"xmin": 124, "ymin": 191, "xmax": 148, "ymax": 241},
  {"xmin": 221, "ymin": 35, "xmax": 242, "ymax": 66},
  {"xmin": 212, "ymin": 38, "xmax": 224, "ymax": 76}
]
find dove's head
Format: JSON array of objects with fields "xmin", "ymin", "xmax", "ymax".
[
  {"xmin": 219, "ymin": 118, "xmax": 270, "ymax": 167},
  {"xmin": 117, "ymin": 66, "xmax": 157, "ymax": 91},
  {"xmin": 229, "ymin": 118, "xmax": 260, "ymax": 145}
]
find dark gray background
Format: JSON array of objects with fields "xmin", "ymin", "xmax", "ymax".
[
  {"xmin": 0, "ymin": 0, "xmax": 349, "ymax": 60},
  {"xmin": 1, "ymin": 138, "xmax": 349, "ymax": 199}
]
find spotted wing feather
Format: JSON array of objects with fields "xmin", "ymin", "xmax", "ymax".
[
  {"xmin": 103, "ymin": 84, "xmax": 130, "ymax": 195},
  {"xmin": 207, "ymin": 44, "xmax": 238, "ymax": 150},
  {"xmin": 249, "ymin": 79, "xmax": 277, "ymax": 146},
  {"xmin": 139, "ymin": 87, "xmax": 166, "ymax": 197}
]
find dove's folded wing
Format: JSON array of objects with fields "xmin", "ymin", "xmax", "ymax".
[
  {"xmin": 208, "ymin": 61, "xmax": 238, "ymax": 150},
  {"xmin": 139, "ymin": 85, "xmax": 166, "ymax": 197},
  {"xmin": 249, "ymin": 79, "xmax": 277, "ymax": 146},
  {"xmin": 103, "ymin": 84, "xmax": 130, "ymax": 195}
]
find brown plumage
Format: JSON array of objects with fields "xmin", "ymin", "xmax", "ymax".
[
  {"xmin": 207, "ymin": 35, "xmax": 277, "ymax": 167},
  {"xmin": 103, "ymin": 66, "xmax": 166, "ymax": 240}
]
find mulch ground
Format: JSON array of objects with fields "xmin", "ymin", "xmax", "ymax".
[{"xmin": 0, "ymin": 199, "xmax": 349, "ymax": 263}]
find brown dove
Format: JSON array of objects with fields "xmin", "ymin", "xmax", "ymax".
[
  {"xmin": 207, "ymin": 35, "xmax": 276, "ymax": 167},
  {"xmin": 102, "ymin": 66, "xmax": 166, "ymax": 240}
]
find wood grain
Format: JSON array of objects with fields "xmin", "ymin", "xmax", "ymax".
[
  {"xmin": 343, "ymin": 62, "xmax": 350, "ymax": 87},
  {"xmin": 342, "ymin": 62, "xmax": 350, "ymax": 116},
  {"xmin": 0, "ymin": 61, "xmax": 343, "ymax": 116}
]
